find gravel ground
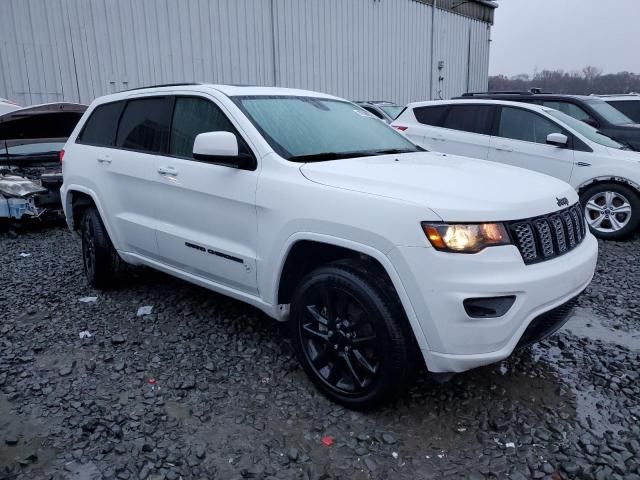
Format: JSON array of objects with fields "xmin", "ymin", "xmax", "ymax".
[{"xmin": 1, "ymin": 223, "xmax": 639, "ymax": 480}]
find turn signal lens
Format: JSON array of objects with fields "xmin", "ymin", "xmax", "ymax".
[{"xmin": 422, "ymin": 223, "xmax": 510, "ymax": 253}]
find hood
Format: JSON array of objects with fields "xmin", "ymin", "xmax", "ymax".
[
  {"xmin": 300, "ymin": 152, "xmax": 577, "ymax": 222},
  {"xmin": 0, "ymin": 174, "xmax": 46, "ymax": 198},
  {"xmin": 605, "ymin": 146, "xmax": 640, "ymax": 162}
]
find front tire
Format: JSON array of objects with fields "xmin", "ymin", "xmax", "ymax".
[
  {"xmin": 289, "ymin": 260, "xmax": 415, "ymax": 409},
  {"xmin": 81, "ymin": 207, "xmax": 121, "ymax": 288},
  {"xmin": 580, "ymin": 182, "xmax": 640, "ymax": 240}
]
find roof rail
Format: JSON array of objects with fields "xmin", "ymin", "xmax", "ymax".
[
  {"xmin": 593, "ymin": 93, "xmax": 640, "ymax": 97},
  {"xmin": 461, "ymin": 88, "xmax": 546, "ymax": 96},
  {"xmin": 122, "ymin": 82, "xmax": 200, "ymax": 92}
]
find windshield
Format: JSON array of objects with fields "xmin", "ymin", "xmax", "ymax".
[
  {"xmin": 586, "ymin": 99, "xmax": 634, "ymax": 125},
  {"xmin": 232, "ymin": 96, "xmax": 419, "ymax": 160},
  {"xmin": 547, "ymin": 110, "xmax": 625, "ymax": 149},
  {"xmin": 379, "ymin": 105, "xmax": 404, "ymax": 119}
]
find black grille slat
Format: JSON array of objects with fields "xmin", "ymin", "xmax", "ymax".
[
  {"xmin": 534, "ymin": 219, "xmax": 554, "ymax": 258},
  {"xmin": 512, "ymin": 223, "xmax": 537, "ymax": 262},
  {"xmin": 563, "ymin": 212, "xmax": 576, "ymax": 247},
  {"xmin": 508, "ymin": 204, "xmax": 586, "ymax": 265}
]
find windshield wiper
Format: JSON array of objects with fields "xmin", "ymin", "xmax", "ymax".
[
  {"xmin": 371, "ymin": 148, "xmax": 422, "ymax": 155},
  {"xmin": 288, "ymin": 151, "xmax": 377, "ymax": 163}
]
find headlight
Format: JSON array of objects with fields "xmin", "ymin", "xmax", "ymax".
[{"xmin": 421, "ymin": 222, "xmax": 511, "ymax": 253}]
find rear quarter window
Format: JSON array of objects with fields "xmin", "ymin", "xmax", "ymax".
[
  {"xmin": 77, "ymin": 101, "xmax": 125, "ymax": 146},
  {"xmin": 413, "ymin": 105, "xmax": 448, "ymax": 126}
]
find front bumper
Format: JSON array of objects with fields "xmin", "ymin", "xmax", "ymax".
[{"xmin": 388, "ymin": 232, "xmax": 598, "ymax": 373}]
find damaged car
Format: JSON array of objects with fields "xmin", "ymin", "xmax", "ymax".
[{"xmin": 0, "ymin": 102, "xmax": 86, "ymax": 220}]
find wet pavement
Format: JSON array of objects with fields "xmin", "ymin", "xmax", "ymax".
[{"xmin": 1, "ymin": 224, "xmax": 639, "ymax": 480}]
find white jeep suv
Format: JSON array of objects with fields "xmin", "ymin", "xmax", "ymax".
[
  {"xmin": 393, "ymin": 99, "xmax": 640, "ymax": 239},
  {"xmin": 61, "ymin": 84, "xmax": 597, "ymax": 407}
]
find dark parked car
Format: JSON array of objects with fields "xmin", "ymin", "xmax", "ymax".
[
  {"xmin": 355, "ymin": 101, "xmax": 405, "ymax": 123},
  {"xmin": 457, "ymin": 90, "xmax": 640, "ymax": 151},
  {"xmin": 0, "ymin": 102, "xmax": 86, "ymax": 219}
]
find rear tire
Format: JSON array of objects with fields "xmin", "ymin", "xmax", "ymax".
[
  {"xmin": 81, "ymin": 207, "xmax": 121, "ymax": 288},
  {"xmin": 289, "ymin": 259, "xmax": 415, "ymax": 409},
  {"xmin": 580, "ymin": 182, "xmax": 640, "ymax": 240}
]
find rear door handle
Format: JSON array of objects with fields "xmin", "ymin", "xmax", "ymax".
[
  {"xmin": 97, "ymin": 154, "xmax": 112, "ymax": 164},
  {"xmin": 157, "ymin": 165, "xmax": 178, "ymax": 176},
  {"xmin": 494, "ymin": 146, "xmax": 513, "ymax": 152}
]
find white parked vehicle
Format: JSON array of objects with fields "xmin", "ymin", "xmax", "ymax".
[
  {"xmin": 0, "ymin": 98, "xmax": 21, "ymax": 116},
  {"xmin": 61, "ymin": 84, "xmax": 597, "ymax": 407},
  {"xmin": 596, "ymin": 94, "xmax": 640, "ymax": 124},
  {"xmin": 392, "ymin": 99, "xmax": 640, "ymax": 239}
]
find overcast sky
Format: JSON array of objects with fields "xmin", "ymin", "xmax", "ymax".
[{"xmin": 489, "ymin": 0, "xmax": 640, "ymax": 76}]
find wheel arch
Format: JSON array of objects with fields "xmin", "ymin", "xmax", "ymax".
[
  {"xmin": 64, "ymin": 185, "xmax": 121, "ymax": 251},
  {"xmin": 272, "ymin": 234, "xmax": 429, "ymax": 352},
  {"xmin": 577, "ymin": 176, "xmax": 640, "ymax": 196}
]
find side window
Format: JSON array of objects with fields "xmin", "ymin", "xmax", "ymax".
[
  {"xmin": 498, "ymin": 107, "xmax": 563, "ymax": 144},
  {"xmin": 116, "ymin": 97, "xmax": 172, "ymax": 153},
  {"xmin": 541, "ymin": 101, "xmax": 596, "ymax": 124},
  {"xmin": 77, "ymin": 101, "xmax": 124, "ymax": 146},
  {"xmin": 169, "ymin": 97, "xmax": 247, "ymax": 159},
  {"xmin": 608, "ymin": 100, "xmax": 640, "ymax": 123},
  {"xmin": 362, "ymin": 106, "xmax": 385, "ymax": 120},
  {"xmin": 413, "ymin": 105, "xmax": 448, "ymax": 126},
  {"xmin": 442, "ymin": 105, "xmax": 494, "ymax": 134}
]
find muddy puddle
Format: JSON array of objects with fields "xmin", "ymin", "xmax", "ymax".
[
  {"xmin": 0, "ymin": 395, "xmax": 57, "ymax": 473},
  {"xmin": 563, "ymin": 306, "xmax": 640, "ymax": 350}
]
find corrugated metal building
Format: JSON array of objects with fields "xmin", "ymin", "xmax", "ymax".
[{"xmin": 0, "ymin": 0, "xmax": 496, "ymax": 106}]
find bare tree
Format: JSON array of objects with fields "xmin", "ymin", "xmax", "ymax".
[{"xmin": 488, "ymin": 67, "xmax": 640, "ymax": 95}]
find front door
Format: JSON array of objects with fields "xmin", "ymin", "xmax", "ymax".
[
  {"xmin": 488, "ymin": 106, "xmax": 574, "ymax": 183},
  {"xmin": 152, "ymin": 95, "xmax": 259, "ymax": 294}
]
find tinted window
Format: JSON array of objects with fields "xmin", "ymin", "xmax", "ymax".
[
  {"xmin": 169, "ymin": 97, "xmax": 243, "ymax": 158},
  {"xmin": 498, "ymin": 107, "xmax": 563, "ymax": 144},
  {"xmin": 607, "ymin": 100, "xmax": 640, "ymax": 123},
  {"xmin": 116, "ymin": 97, "xmax": 172, "ymax": 153},
  {"xmin": 77, "ymin": 102, "xmax": 124, "ymax": 146},
  {"xmin": 414, "ymin": 105, "xmax": 448, "ymax": 126},
  {"xmin": 361, "ymin": 106, "xmax": 385, "ymax": 120},
  {"xmin": 442, "ymin": 105, "xmax": 493, "ymax": 134}
]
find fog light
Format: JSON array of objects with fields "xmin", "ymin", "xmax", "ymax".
[{"xmin": 463, "ymin": 296, "xmax": 516, "ymax": 318}]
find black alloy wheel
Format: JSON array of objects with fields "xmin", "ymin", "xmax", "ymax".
[{"xmin": 290, "ymin": 260, "xmax": 414, "ymax": 408}]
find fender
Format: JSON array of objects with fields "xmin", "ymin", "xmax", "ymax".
[
  {"xmin": 577, "ymin": 175, "xmax": 640, "ymax": 194},
  {"xmin": 62, "ymin": 184, "xmax": 122, "ymax": 251},
  {"xmin": 270, "ymin": 232, "xmax": 430, "ymax": 351}
]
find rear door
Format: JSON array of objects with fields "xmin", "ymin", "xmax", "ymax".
[
  {"xmin": 108, "ymin": 96, "xmax": 173, "ymax": 258},
  {"xmin": 435, "ymin": 104, "xmax": 495, "ymax": 158},
  {"xmin": 73, "ymin": 98, "xmax": 169, "ymax": 258},
  {"xmin": 488, "ymin": 106, "xmax": 574, "ymax": 182},
  {"xmin": 151, "ymin": 94, "xmax": 260, "ymax": 294}
]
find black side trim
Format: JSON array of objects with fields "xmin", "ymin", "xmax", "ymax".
[{"xmin": 185, "ymin": 242, "xmax": 243, "ymax": 264}]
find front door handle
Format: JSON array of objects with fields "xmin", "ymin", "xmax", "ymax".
[
  {"xmin": 97, "ymin": 154, "xmax": 112, "ymax": 164},
  {"xmin": 494, "ymin": 146, "xmax": 513, "ymax": 152},
  {"xmin": 157, "ymin": 165, "xmax": 178, "ymax": 176}
]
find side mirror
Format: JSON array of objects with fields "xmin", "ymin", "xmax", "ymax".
[
  {"xmin": 583, "ymin": 118, "xmax": 599, "ymax": 128},
  {"xmin": 193, "ymin": 131, "xmax": 254, "ymax": 169},
  {"xmin": 546, "ymin": 133, "xmax": 568, "ymax": 147}
]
